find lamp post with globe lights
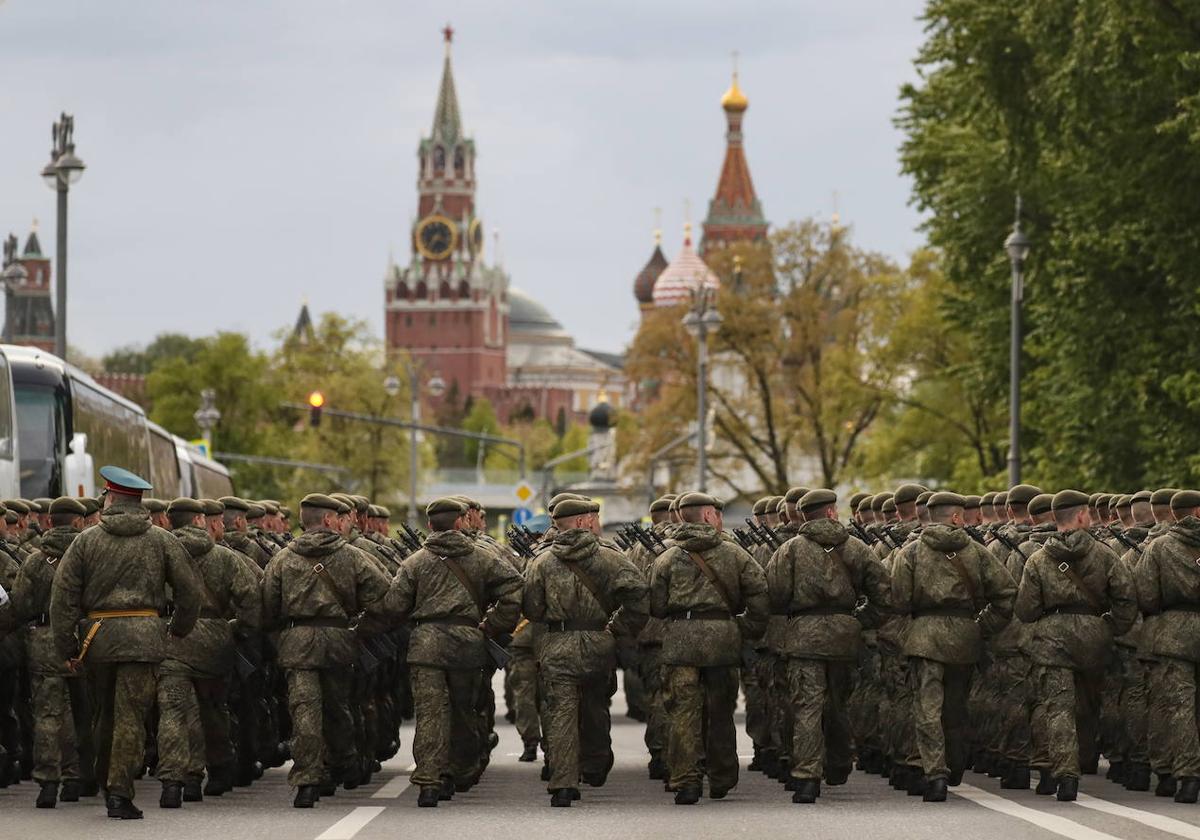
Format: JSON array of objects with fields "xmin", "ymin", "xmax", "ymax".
[
  {"xmin": 1004, "ymin": 195, "xmax": 1032, "ymax": 487},
  {"xmin": 40, "ymin": 114, "xmax": 85, "ymax": 361},
  {"xmin": 682, "ymin": 282, "xmax": 722, "ymax": 493},
  {"xmin": 398, "ymin": 366, "xmax": 446, "ymax": 528}
]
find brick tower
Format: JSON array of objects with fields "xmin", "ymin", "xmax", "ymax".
[{"xmin": 2, "ymin": 224, "xmax": 55, "ymax": 351}]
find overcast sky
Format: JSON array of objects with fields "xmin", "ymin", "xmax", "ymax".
[{"xmin": 0, "ymin": 0, "xmax": 928, "ymax": 358}]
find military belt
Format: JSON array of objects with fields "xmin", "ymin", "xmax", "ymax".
[
  {"xmin": 669, "ymin": 609, "xmax": 731, "ymax": 621},
  {"xmin": 413, "ymin": 616, "xmax": 478, "ymax": 628},
  {"xmin": 1166, "ymin": 604, "xmax": 1200, "ymax": 614},
  {"xmin": 1043, "ymin": 606, "xmax": 1099, "ymax": 617},
  {"xmin": 286, "ymin": 617, "xmax": 351, "ymax": 629},
  {"xmin": 545, "ymin": 619, "xmax": 608, "ymax": 633},
  {"xmin": 787, "ymin": 606, "xmax": 853, "ymax": 617},
  {"xmin": 86, "ymin": 609, "xmax": 159, "ymax": 619},
  {"xmin": 912, "ymin": 607, "xmax": 976, "ymax": 619}
]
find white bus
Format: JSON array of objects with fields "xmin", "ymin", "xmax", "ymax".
[{"xmin": 0, "ymin": 344, "xmax": 233, "ymax": 499}]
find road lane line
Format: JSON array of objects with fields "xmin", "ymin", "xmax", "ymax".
[
  {"xmin": 316, "ymin": 805, "xmax": 386, "ymax": 840},
  {"xmin": 1075, "ymin": 793, "xmax": 1200, "ymax": 839},
  {"xmin": 371, "ymin": 764, "xmax": 416, "ymax": 799},
  {"xmin": 954, "ymin": 784, "xmax": 1124, "ymax": 840}
]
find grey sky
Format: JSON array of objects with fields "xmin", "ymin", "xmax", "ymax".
[{"xmin": 0, "ymin": 0, "xmax": 928, "ymax": 358}]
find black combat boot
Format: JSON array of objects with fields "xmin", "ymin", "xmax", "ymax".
[
  {"xmin": 106, "ymin": 794, "xmax": 144, "ymax": 819},
  {"xmin": 1036, "ymin": 770, "xmax": 1057, "ymax": 795},
  {"xmin": 825, "ymin": 766, "xmax": 850, "ymax": 786},
  {"xmin": 1002, "ymin": 765, "xmax": 1030, "ymax": 790},
  {"xmin": 923, "ymin": 778, "xmax": 948, "ymax": 802},
  {"xmin": 35, "ymin": 781, "xmax": 58, "ymax": 808},
  {"xmin": 1124, "ymin": 763, "xmax": 1151, "ymax": 792},
  {"xmin": 182, "ymin": 778, "xmax": 203, "ymax": 802},
  {"xmin": 159, "ymin": 781, "xmax": 183, "ymax": 809},
  {"xmin": 792, "ymin": 779, "xmax": 819, "ymax": 804},
  {"xmin": 1106, "ymin": 761, "xmax": 1124, "ymax": 782},
  {"xmin": 58, "ymin": 779, "xmax": 80, "ymax": 802},
  {"xmin": 1175, "ymin": 777, "xmax": 1200, "ymax": 804},
  {"xmin": 417, "ymin": 786, "xmax": 439, "ymax": 808},
  {"xmin": 204, "ymin": 766, "xmax": 232, "ymax": 796},
  {"xmin": 540, "ymin": 762, "xmax": 551, "ymax": 782},
  {"xmin": 748, "ymin": 747, "xmax": 764, "ymax": 772},
  {"xmin": 550, "ymin": 788, "xmax": 576, "ymax": 807},
  {"xmin": 674, "ymin": 785, "xmax": 701, "ymax": 805},
  {"xmin": 293, "ymin": 785, "xmax": 318, "ymax": 808},
  {"xmin": 520, "ymin": 743, "xmax": 538, "ymax": 763},
  {"xmin": 647, "ymin": 755, "xmax": 666, "ymax": 780},
  {"xmin": 437, "ymin": 776, "xmax": 454, "ymax": 801},
  {"xmin": 1056, "ymin": 777, "xmax": 1079, "ymax": 801},
  {"xmin": 906, "ymin": 771, "xmax": 928, "ymax": 797},
  {"xmin": 1157, "ymin": 774, "xmax": 1178, "ymax": 797},
  {"xmin": 318, "ymin": 778, "xmax": 337, "ymax": 798},
  {"xmin": 889, "ymin": 765, "xmax": 906, "ymax": 790},
  {"xmin": 79, "ymin": 777, "xmax": 99, "ymax": 797}
]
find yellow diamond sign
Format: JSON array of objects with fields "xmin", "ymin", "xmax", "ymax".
[{"xmin": 514, "ymin": 481, "xmax": 536, "ymax": 504}]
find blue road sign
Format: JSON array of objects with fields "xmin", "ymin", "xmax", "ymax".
[{"xmin": 512, "ymin": 506, "xmax": 533, "ymax": 525}]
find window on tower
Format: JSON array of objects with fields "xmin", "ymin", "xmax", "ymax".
[
  {"xmin": 416, "ymin": 281, "xmax": 428, "ymax": 299},
  {"xmin": 439, "ymin": 280, "xmax": 453, "ymax": 299},
  {"xmin": 433, "ymin": 146, "xmax": 445, "ymax": 173},
  {"xmin": 454, "ymin": 148, "xmax": 464, "ymax": 177},
  {"xmin": 458, "ymin": 280, "xmax": 470, "ymax": 298}
]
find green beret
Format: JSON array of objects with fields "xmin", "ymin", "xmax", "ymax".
[
  {"xmin": 552, "ymin": 498, "xmax": 600, "ymax": 518},
  {"xmin": 799, "ymin": 489, "xmax": 837, "ymax": 513},
  {"xmin": 668, "ymin": 497, "xmax": 681, "ymax": 512},
  {"xmin": 245, "ymin": 504, "xmax": 265, "ymax": 520},
  {"xmin": 772, "ymin": 497, "xmax": 786, "ymax": 514},
  {"xmin": 855, "ymin": 496, "xmax": 874, "ymax": 513},
  {"xmin": 451, "ymin": 495, "xmax": 482, "ymax": 511},
  {"xmin": 426, "ymin": 497, "xmax": 467, "ymax": 517},
  {"xmin": 349, "ymin": 495, "xmax": 370, "ymax": 513},
  {"xmin": 659, "ymin": 494, "xmax": 678, "ymax": 503},
  {"xmin": 219, "ymin": 496, "xmax": 249, "ymax": 512},
  {"xmin": 994, "ymin": 492, "xmax": 1008, "ymax": 508},
  {"xmin": 1097, "ymin": 493, "xmax": 1113, "ymax": 508},
  {"xmin": 32, "ymin": 498, "xmax": 53, "ymax": 513},
  {"xmin": 963, "ymin": 495, "xmax": 982, "ymax": 510},
  {"xmin": 980, "ymin": 492, "xmax": 996, "ymax": 506},
  {"xmin": 367, "ymin": 504, "xmax": 383, "ymax": 517},
  {"xmin": 678, "ymin": 492, "xmax": 719, "ymax": 510},
  {"xmin": 847, "ymin": 492, "xmax": 869, "ymax": 512},
  {"xmin": 3, "ymin": 499, "xmax": 29, "ymax": 515},
  {"xmin": 200, "ymin": 499, "xmax": 224, "ymax": 516},
  {"xmin": 49, "ymin": 497, "xmax": 86, "ymax": 516},
  {"xmin": 1152, "ymin": 488, "xmax": 1181, "ymax": 506},
  {"xmin": 80, "ymin": 497, "xmax": 101, "ymax": 515},
  {"xmin": 330, "ymin": 492, "xmax": 355, "ymax": 509},
  {"xmin": 1087, "ymin": 492, "xmax": 1103, "ymax": 507},
  {"xmin": 259, "ymin": 500, "xmax": 280, "ymax": 516},
  {"xmin": 1007, "ymin": 484, "xmax": 1042, "ymax": 506},
  {"xmin": 881, "ymin": 497, "xmax": 897, "ymax": 513},
  {"xmin": 1170, "ymin": 490, "xmax": 1200, "ymax": 511},
  {"xmin": 784, "ymin": 486, "xmax": 810, "ymax": 505},
  {"xmin": 1052, "ymin": 489, "xmax": 1090, "ymax": 513},
  {"xmin": 167, "ymin": 497, "xmax": 205, "ymax": 516},
  {"xmin": 927, "ymin": 491, "xmax": 965, "ymax": 509},
  {"xmin": 1131, "ymin": 490, "xmax": 1153, "ymax": 504},
  {"xmin": 300, "ymin": 493, "xmax": 343, "ymax": 512},
  {"xmin": 870, "ymin": 492, "xmax": 892, "ymax": 512},
  {"xmin": 375, "ymin": 505, "xmax": 389, "ymax": 518},
  {"xmin": 916, "ymin": 491, "xmax": 933, "ymax": 506},
  {"xmin": 143, "ymin": 498, "xmax": 167, "ymax": 514},
  {"xmin": 1113, "ymin": 495, "xmax": 1131, "ymax": 510},
  {"xmin": 752, "ymin": 497, "xmax": 771, "ymax": 516},
  {"xmin": 280, "ymin": 506, "xmax": 292, "ymax": 519},
  {"xmin": 1028, "ymin": 493, "xmax": 1053, "ymax": 516},
  {"xmin": 894, "ymin": 484, "xmax": 927, "ymax": 505},
  {"xmin": 4, "ymin": 510, "xmax": 17, "ymax": 524},
  {"xmin": 650, "ymin": 497, "xmax": 674, "ymax": 514},
  {"xmin": 548, "ymin": 492, "xmax": 585, "ymax": 514}
]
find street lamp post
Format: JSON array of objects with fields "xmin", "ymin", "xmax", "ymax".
[
  {"xmin": 41, "ymin": 114, "xmax": 85, "ymax": 362},
  {"xmin": 396, "ymin": 367, "xmax": 445, "ymax": 528},
  {"xmin": 193, "ymin": 388, "xmax": 221, "ymax": 453},
  {"xmin": 682, "ymin": 283, "xmax": 722, "ymax": 492},
  {"xmin": 1004, "ymin": 195, "xmax": 1031, "ymax": 487}
]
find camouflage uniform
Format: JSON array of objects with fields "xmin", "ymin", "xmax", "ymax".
[
  {"xmin": 223, "ymin": 530, "xmax": 271, "ymax": 570},
  {"xmin": 1014, "ymin": 529, "xmax": 1137, "ymax": 782},
  {"xmin": 522, "ymin": 528, "xmax": 648, "ymax": 792},
  {"xmin": 260, "ymin": 528, "xmax": 390, "ymax": 788},
  {"xmin": 892, "ymin": 523, "xmax": 1016, "ymax": 782},
  {"xmin": 50, "ymin": 501, "xmax": 204, "ymax": 802},
  {"xmin": 0, "ymin": 538, "xmax": 25, "ymax": 786},
  {"xmin": 157, "ymin": 525, "xmax": 260, "ymax": 788},
  {"xmin": 649, "ymin": 523, "xmax": 768, "ymax": 795},
  {"xmin": 383, "ymin": 529, "xmax": 522, "ymax": 791},
  {"xmin": 876, "ymin": 521, "xmax": 919, "ymax": 776},
  {"xmin": 764, "ymin": 517, "xmax": 891, "ymax": 783},
  {"xmin": 626, "ymin": 523, "xmax": 673, "ymax": 771}
]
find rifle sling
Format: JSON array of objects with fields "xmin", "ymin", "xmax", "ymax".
[
  {"xmin": 685, "ymin": 550, "xmax": 739, "ymax": 617},
  {"xmin": 1057, "ymin": 561, "xmax": 1105, "ymax": 615},
  {"xmin": 942, "ymin": 550, "xmax": 981, "ymax": 612},
  {"xmin": 437, "ymin": 554, "xmax": 488, "ymax": 619},
  {"xmin": 561, "ymin": 559, "xmax": 614, "ymax": 618},
  {"xmin": 311, "ymin": 561, "xmax": 359, "ymax": 622}
]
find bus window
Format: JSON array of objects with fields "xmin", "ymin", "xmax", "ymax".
[
  {"xmin": 147, "ymin": 427, "xmax": 181, "ymax": 497},
  {"xmin": 0, "ymin": 353, "xmax": 13, "ymax": 460},
  {"xmin": 193, "ymin": 461, "xmax": 234, "ymax": 498},
  {"xmin": 14, "ymin": 384, "xmax": 65, "ymax": 498}
]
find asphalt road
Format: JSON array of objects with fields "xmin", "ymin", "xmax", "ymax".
[{"xmin": 3, "ymin": 675, "xmax": 1200, "ymax": 840}]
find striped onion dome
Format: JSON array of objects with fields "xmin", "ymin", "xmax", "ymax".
[{"xmin": 652, "ymin": 223, "xmax": 720, "ymax": 307}]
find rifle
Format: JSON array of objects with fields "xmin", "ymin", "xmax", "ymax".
[
  {"xmin": 623, "ymin": 522, "xmax": 668, "ymax": 554},
  {"xmin": 745, "ymin": 517, "xmax": 783, "ymax": 550},
  {"xmin": 732, "ymin": 528, "xmax": 755, "ymax": 551},
  {"xmin": 402, "ymin": 524, "xmax": 427, "ymax": 548},
  {"xmin": 394, "ymin": 528, "xmax": 421, "ymax": 555},
  {"xmin": 1107, "ymin": 525, "xmax": 1144, "ymax": 555},
  {"xmin": 848, "ymin": 519, "xmax": 876, "ymax": 546},
  {"xmin": 879, "ymin": 525, "xmax": 902, "ymax": 551},
  {"xmin": 614, "ymin": 533, "xmax": 631, "ymax": 551},
  {"xmin": 986, "ymin": 526, "xmax": 1027, "ymax": 560},
  {"xmin": 964, "ymin": 525, "xmax": 989, "ymax": 547},
  {"xmin": 505, "ymin": 526, "xmax": 536, "ymax": 559}
]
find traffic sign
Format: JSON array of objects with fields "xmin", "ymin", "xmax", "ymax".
[
  {"xmin": 514, "ymin": 481, "xmax": 536, "ymax": 504},
  {"xmin": 512, "ymin": 507, "xmax": 533, "ymax": 525}
]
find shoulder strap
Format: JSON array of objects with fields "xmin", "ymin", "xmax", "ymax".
[
  {"xmin": 312, "ymin": 561, "xmax": 358, "ymax": 620},
  {"xmin": 191, "ymin": 560, "xmax": 223, "ymax": 613},
  {"xmin": 821, "ymin": 541, "xmax": 858, "ymax": 592},
  {"xmin": 943, "ymin": 549, "xmax": 981, "ymax": 610},
  {"xmin": 1057, "ymin": 560, "xmax": 1105, "ymax": 613},
  {"xmin": 562, "ymin": 559, "xmax": 614, "ymax": 617},
  {"xmin": 685, "ymin": 549, "xmax": 739, "ymax": 615},
  {"xmin": 438, "ymin": 554, "xmax": 487, "ymax": 618}
]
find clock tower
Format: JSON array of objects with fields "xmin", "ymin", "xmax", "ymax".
[{"xmin": 385, "ymin": 25, "xmax": 508, "ymax": 394}]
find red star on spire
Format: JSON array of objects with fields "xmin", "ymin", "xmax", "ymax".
[{"xmin": 443, "ymin": 23, "xmax": 454, "ymax": 44}]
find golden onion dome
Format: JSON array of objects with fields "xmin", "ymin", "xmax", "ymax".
[{"xmin": 721, "ymin": 73, "xmax": 748, "ymax": 112}]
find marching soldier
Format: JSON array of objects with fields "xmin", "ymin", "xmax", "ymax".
[{"xmin": 220, "ymin": 498, "xmax": 271, "ymax": 569}]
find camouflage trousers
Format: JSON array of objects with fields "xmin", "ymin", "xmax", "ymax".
[
  {"xmin": 1117, "ymin": 652, "xmax": 1148, "ymax": 765},
  {"xmin": 409, "ymin": 666, "xmax": 481, "ymax": 788},
  {"xmin": 508, "ymin": 647, "xmax": 542, "ymax": 748},
  {"xmin": 156, "ymin": 673, "xmax": 233, "ymax": 783},
  {"xmin": 911, "ymin": 658, "xmax": 972, "ymax": 780},
  {"xmin": 881, "ymin": 651, "xmax": 916, "ymax": 765},
  {"xmin": 1031, "ymin": 664, "xmax": 1088, "ymax": 779},
  {"xmin": 639, "ymin": 644, "xmax": 666, "ymax": 758},
  {"xmin": 1100, "ymin": 653, "xmax": 1125, "ymax": 764},
  {"xmin": 743, "ymin": 646, "xmax": 770, "ymax": 752},
  {"xmin": 769, "ymin": 653, "xmax": 794, "ymax": 766},
  {"xmin": 29, "ymin": 672, "xmax": 79, "ymax": 784},
  {"xmin": 543, "ymin": 670, "xmax": 615, "ymax": 791},
  {"xmin": 1145, "ymin": 658, "xmax": 1176, "ymax": 776},
  {"xmin": 1157, "ymin": 658, "xmax": 1200, "ymax": 779},
  {"xmin": 617, "ymin": 637, "xmax": 646, "ymax": 718},
  {"xmin": 847, "ymin": 644, "xmax": 883, "ymax": 759},
  {"xmin": 87, "ymin": 662, "xmax": 157, "ymax": 800},
  {"xmin": 285, "ymin": 667, "xmax": 355, "ymax": 787},
  {"xmin": 968, "ymin": 657, "xmax": 997, "ymax": 759},
  {"xmin": 786, "ymin": 658, "xmax": 853, "ymax": 781},
  {"xmin": 663, "ymin": 665, "xmax": 739, "ymax": 791},
  {"xmin": 990, "ymin": 655, "xmax": 1033, "ymax": 765}
]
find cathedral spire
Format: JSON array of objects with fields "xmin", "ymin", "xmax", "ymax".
[{"xmin": 431, "ymin": 23, "xmax": 462, "ymax": 145}]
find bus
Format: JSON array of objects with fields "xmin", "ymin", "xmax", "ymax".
[{"xmin": 1, "ymin": 344, "xmax": 233, "ymax": 500}]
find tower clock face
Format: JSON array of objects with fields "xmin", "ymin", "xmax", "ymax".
[
  {"xmin": 415, "ymin": 215, "xmax": 458, "ymax": 261},
  {"xmin": 469, "ymin": 217, "xmax": 483, "ymax": 256}
]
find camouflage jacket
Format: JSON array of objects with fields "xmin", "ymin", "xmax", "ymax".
[
  {"xmin": 163, "ymin": 526, "xmax": 261, "ymax": 677},
  {"xmin": 990, "ymin": 523, "xmax": 1056, "ymax": 656},
  {"xmin": 8, "ymin": 527, "xmax": 79, "ymax": 673},
  {"xmin": 522, "ymin": 528, "xmax": 648, "ymax": 678},
  {"xmin": 649, "ymin": 523, "xmax": 768, "ymax": 667},
  {"xmin": 260, "ymin": 528, "xmax": 390, "ymax": 669},
  {"xmin": 892, "ymin": 524, "xmax": 1015, "ymax": 665},
  {"xmin": 385, "ymin": 528, "xmax": 522, "ymax": 669},
  {"xmin": 765, "ymin": 518, "xmax": 890, "ymax": 661},
  {"xmin": 223, "ymin": 530, "xmax": 272, "ymax": 570},
  {"xmin": 1134, "ymin": 523, "xmax": 1172, "ymax": 660},
  {"xmin": 352, "ymin": 533, "xmax": 399, "ymax": 576},
  {"xmin": 248, "ymin": 525, "xmax": 281, "ymax": 559},
  {"xmin": 51, "ymin": 502, "xmax": 203, "ymax": 664},
  {"xmin": 1111, "ymin": 525, "xmax": 1151, "ymax": 650},
  {"xmin": 1135, "ymin": 516, "xmax": 1200, "ymax": 663},
  {"xmin": 1015, "ymin": 528, "xmax": 1137, "ymax": 670},
  {"xmin": 875, "ymin": 520, "xmax": 920, "ymax": 654},
  {"xmin": 0, "ymin": 537, "xmax": 25, "ymax": 669},
  {"xmin": 361, "ymin": 532, "xmax": 404, "ymax": 575},
  {"xmin": 625, "ymin": 522, "xmax": 673, "ymax": 647}
]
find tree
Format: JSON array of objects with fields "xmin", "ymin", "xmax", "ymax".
[{"xmin": 104, "ymin": 333, "xmax": 203, "ymax": 374}]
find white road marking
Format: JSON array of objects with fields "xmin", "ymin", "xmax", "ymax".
[
  {"xmin": 1075, "ymin": 793, "xmax": 1200, "ymax": 839},
  {"xmin": 953, "ymin": 784, "xmax": 1124, "ymax": 840},
  {"xmin": 315, "ymin": 805, "xmax": 386, "ymax": 840},
  {"xmin": 371, "ymin": 763, "xmax": 417, "ymax": 799}
]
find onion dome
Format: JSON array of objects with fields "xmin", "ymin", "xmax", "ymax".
[
  {"xmin": 633, "ymin": 231, "xmax": 669, "ymax": 306},
  {"xmin": 588, "ymin": 397, "xmax": 615, "ymax": 430},
  {"xmin": 652, "ymin": 223, "xmax": 720, "ymax": 307},
  {"xmin": 721, "ymin": 72, "xmax": 748, "ymax": 113}
]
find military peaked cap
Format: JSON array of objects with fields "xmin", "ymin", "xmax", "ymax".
[
  {"xmin": 143, "ymin": 498, "xmax": 167, "ymax": 514},
  {"xmin": 881, "ymin": 497, "xmax": 897, "ymax": 513},
  {"xmin": 752, "ymin": 497, "xmax": 771, "ymax": 516},
  {"xmin": 1088, "ymin": 492, "xmax": 1103, "ymax": 507},
  {"xmin": 1131, "ymin": 490, "xmax": 1153, "ymax": 504},
  {"xmin": 79, "ymin": 497, "xmax": 101, "ymax": 515},
  {"xmin": 649, "ymin": 496, "xmax": 674, "ymax": 514},
  {"xmin": 259, "ymin": 500, "xmax": 280, "ymax": 516},
  {"xmin": 994, "ymin": 491, "xmax": 1008, "ymax": 508},
  {"xmin": 855, "ymin": 496, "xmax": 874, "ymax": 514},
  {"xmin": 980, "ymin": 492, "xmax": 997, "ymax": 507},
  {"xmin": 3, "ymin": 499, "xmax": 29, "ymax": 515},
  {"xmin": 245, "ymin": 504, "xmax": 266, "ymax": 520},
  {"xmin": 99, "ymin": 465, "xmax": 152, "ymax": 494},
  {"xmin": 32, "ymin": 498, "xmax": 52, "ymax": 513},
  {"xmin": 916, "ymin": 491, "xmax": 934, "ymax": 506}
]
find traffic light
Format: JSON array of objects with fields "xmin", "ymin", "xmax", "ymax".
[{"xmin": 308, "ymin": 391, "xmax": 325, "ymax": 427}]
